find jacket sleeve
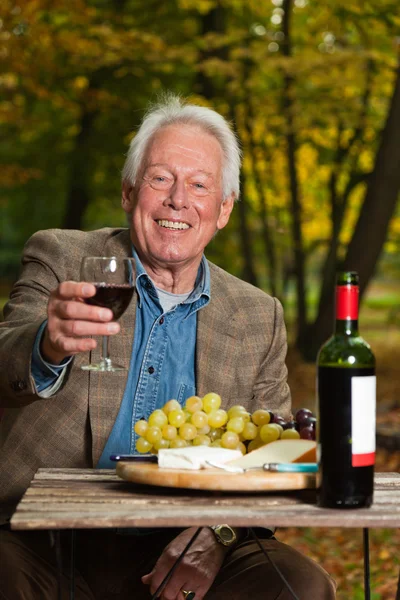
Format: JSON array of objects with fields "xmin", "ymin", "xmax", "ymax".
[
  {"xmin": 0, "ymin": 230, "xmax": 73, "ymax": 408},
  {"xmin": 250, "ymin": 297, "xmax": 292, "ymax": 420}
]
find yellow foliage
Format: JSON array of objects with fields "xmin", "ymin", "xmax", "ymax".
[
  {"xmin": 384, "ymin": 241, "xmax": 399, "ymax": 254},
  {"xmin": 388, "ymin": 216, "xmax": 400, "ymax": 235},
  {"xmin": 358, "ymin": 149, "xmax": 374, "ymax": 172},
  {"xmin": 0, "ymin": 164, "xmax": 43, "ymax": 187},
  {"xmin": 303, "ymin": 216, "xmax": 330, "ymax": 244},
  {"xmin": 72, "ymin": 76, "xmax": 89, "ymax": 91},
  {"xmin": 178, "ymin": 0, "xmax": 216, "ymax": 14},
  {"xmin": 297, "ymin": 144, "xmax": 318, "ymax": 184},
  {"xmin": 0, "ymin": 73, "xmax": 18, "ymax": 89}
]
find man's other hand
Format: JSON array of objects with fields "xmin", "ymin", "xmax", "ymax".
[
  {"xmin": 41, "ymin": 281, "xmax": 120, "ymax": 364},
  {"xmin": 142, "ymin": 527, "xmax": 228, "ymax": 600}
]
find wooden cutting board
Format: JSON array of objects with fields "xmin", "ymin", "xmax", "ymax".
[{"xmin": 116, "ymin": 462, "xmax": 316, "ymax": 492}]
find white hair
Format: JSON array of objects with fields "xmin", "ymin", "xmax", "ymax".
[{"xmin": 121, "ymin": 93, "xmax": 242, "ymax": 200}]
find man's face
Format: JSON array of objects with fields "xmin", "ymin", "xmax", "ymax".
[{"xmin": 122, "ymin": 124, "xmax": 234, "ymax": 273}]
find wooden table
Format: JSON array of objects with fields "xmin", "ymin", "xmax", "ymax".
[
  {"xmin": 10, "ymin": 468, "xmax": 400, "ymax": 599},
  {"xmin": 10, "ymin": 468, "xmax": 400, "ymax": 530}
]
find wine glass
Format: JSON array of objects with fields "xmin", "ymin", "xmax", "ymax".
[{"xmin": 80, "ymin": 257, "xmax": 135, "ymax": 372}]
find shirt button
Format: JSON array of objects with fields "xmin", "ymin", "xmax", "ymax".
[
  {"xmin": 148, "ymin": 366, "xmax": 155, "ymax": 374},
  {"xmin": 159, "ymin": 317, "xmax": 164, "ymax": 325}
]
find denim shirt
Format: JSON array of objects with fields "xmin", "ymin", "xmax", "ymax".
[
  {"xmin": 97, "ymin": 250, "xmax": 210, "ymax": 467},
  {"xmin": 31, "ymin": 249, "xmax": 210, "ymax": 467}
]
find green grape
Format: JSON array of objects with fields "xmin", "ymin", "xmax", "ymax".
[
  {"xmin": 162, "ymin": 424, "xmax": 178, "ymax": 441},
  {"xmin": 148, "ymin": 409, "xmax": 168, "ymax": 428},
  {"xmin": 208, "ymin": 428, "xmax": 222, "ymax": 442},
  {"xmin": 207, "ymin": 409, "xmax": 228, "ymax": 428},
  {"xmin": 247, "ymin": 439, "xmax": 262, "ymax": 453},
  {"xmin": 162, "ymin": 399, "xmax": 181, "ymax": 415},
  {"xmin": 170, "ymin": 438, "xmax": 188, "ymax": 448},
  {"xmin": 251, "ymin": 410, "xmax": 271, "ymax": 426},
  {"xmin": 274, "ymin": 424, "xmax": 284, "ymax": 436},
  {"xmin": 202, "ymin": 392, "xmax": 222, "ymax": 413},
  {"xmin": 168, "ymin": 410, "xmax": 186, "ymax": 427},
  {"xmin": 136, "ymin": 437, "xmax": 153, "ymax": 454},
  {"xmin": 179, "ymin": 423, "xmax": 197, "ymax": 441},
  {"xmin": 259, "ymin": 423, "xmax": 281, "ymax": 444},
  {"xmin": 191, "ymin": 410, "xmax": 208, "ymax": 428},
  {"xmin": 237, "ymin": 442, "xmax": 247, "ymax": 455},
  {"xmin": 153, "ymin": 438, "xmax": 170, "ymax": 450},
  {"xmin": 183, "ymin": 409, "xmax": 192, "ymax": 422},
  {"xmin": 226, "ymin": 416, "xmax": 245, "ymax": 434},
  {"xmin": 241, "ymin": 421, "xmax": 258, "ymax": 440},
  {"xmin": 192, "ymin": 434, "xmax": 211, "ymax": 446},
  {"xmin": 227, "ymin": 405, "xmax": 250, "ymax": 422},
  {"xmin": 281, "ymin": 428, "xmax": 301, "ymax": 440},
  {"xmin": 134, "ymin": 419, "xmax": 148, "ymax": 437},
  {"xmin": 210, "ymin": 440, "xmax": 222, "ymax": 448},
  {"xmin": 185, "ymin": 395, "xmax": 203, "ymax": 413},
  {"xmin": 196, "ymin": 424, "xmax": 211, "ymax": 435},
  {"xmin": 221, "ymin": 431, "xmax": 240, "ymax": 449},
  {"xmin": 145, "ymin": 426, "xmax": 162, "ymax": 445}
]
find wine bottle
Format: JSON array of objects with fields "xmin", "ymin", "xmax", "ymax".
[{"xmin": 317, "ymin": 271, "xmax": 376, "ymax": 508}]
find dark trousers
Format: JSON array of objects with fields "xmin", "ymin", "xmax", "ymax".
[{"xmin": 0, "ymin": 528, "xmax": 336, "ymax": 599}]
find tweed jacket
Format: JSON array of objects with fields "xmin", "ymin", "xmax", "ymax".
[{"xmin": 0, "ymin": 228, "xmax": 291, "ymax": 522}]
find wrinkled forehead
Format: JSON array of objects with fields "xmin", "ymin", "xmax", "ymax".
[{"xmin": 143, "ymin": 123, "xmax": 224, "ymax": 172}]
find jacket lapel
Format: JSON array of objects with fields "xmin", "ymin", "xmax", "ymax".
[
  {"xmin": 196, "ymin": 263, "xmax": 239, "ymax": 403},
  {"xmin": 87, "ymin": 229, "xmax": 138, "ymax": 466}
]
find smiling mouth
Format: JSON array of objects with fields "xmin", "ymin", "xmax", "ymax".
[{"xmin": 156, "ymin": 220, "xmax": 190, "ymax": 230}]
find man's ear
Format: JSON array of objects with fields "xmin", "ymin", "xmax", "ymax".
[
  {"xmin": 216, "ymin": 193, "xmax": 235, "ymax": 231},
  {"xmin": 122, "ymin": 181, "xmax": 134, "ymax": 213}
]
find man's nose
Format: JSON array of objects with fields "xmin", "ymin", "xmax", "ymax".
[{"xmin": 165, "ymin": 179, "xmax": 189, "ymax": 210}]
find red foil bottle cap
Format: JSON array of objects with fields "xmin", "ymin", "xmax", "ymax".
[{"xmin": 336, "ymin": 285, "xmax": 359, "ymax": 319}]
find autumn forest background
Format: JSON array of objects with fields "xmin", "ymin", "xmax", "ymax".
[{"xmin": 0, "ymin": 0, "xmax": 399, "ymax": 597}]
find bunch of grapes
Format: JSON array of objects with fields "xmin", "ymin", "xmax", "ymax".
[{"xmin": 134, "ymin": 393, "xmax": 316, "ymax": 455}]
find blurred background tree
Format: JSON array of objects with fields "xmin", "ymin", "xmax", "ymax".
[{"xmin": 1, "ymin": 0, "xmax": 399, "ymax": 361}]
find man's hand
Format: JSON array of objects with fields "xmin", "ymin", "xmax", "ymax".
[
  {"xmin": 142, "ymin": 527, "xmax": 229, "ymax": 600},
  {"xmin": 41, "ymin": 281, "xmax": 120, "ymax": 364}
]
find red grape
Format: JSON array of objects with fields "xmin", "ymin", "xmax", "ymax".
[
  {"xmin": 273, "ymin": 415, "xmax": 287, "ymax": 428},
  {"xmin": 299, "ymin": 416, "xmax": 317, "ymax": 430},
  {"xmin": 300, "ymin": 425, "xmax": 315, "ymax": 440},
  {"xmin": 295, "ymin": 408, "xmax": 313, "ymax": 425}
]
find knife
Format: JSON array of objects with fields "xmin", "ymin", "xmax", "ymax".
[
  {"xmin": 110, "ymin": 454, "xmax": 157, "ymax": 462},
  {"xmin": 205, "ymin": 461, "xmax": 318, "ymax": 473}
]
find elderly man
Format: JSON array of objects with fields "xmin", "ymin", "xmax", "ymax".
[{"xmin": 0, "ymin": 95, "xmax": 335, "ymax": 599}]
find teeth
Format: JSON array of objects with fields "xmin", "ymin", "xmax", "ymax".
[{"xmin": 157, "ymin": 220, "xmax": 190, "ymax": 230}]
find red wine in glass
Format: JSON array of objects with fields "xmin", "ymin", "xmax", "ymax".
[
  {"xmin": 80, "ymin": 257, "xmax": 135, "ymax": 372},
  {"xmin": 85, "ymin": 283, "xmax": 134, "ymax": 320}
]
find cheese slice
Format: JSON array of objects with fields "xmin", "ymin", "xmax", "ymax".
[
  {"xmin": 158, "ymin": 446, "xmax": 242, "ymax": 470},
  {"xmin": 227, "ymin": 439, "xmax": 317, "ymax": 469}
]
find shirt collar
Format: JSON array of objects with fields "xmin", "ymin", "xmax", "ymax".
[{"xmin": 132, "ymin": 246, "xmax": 210, "ymax": 309}]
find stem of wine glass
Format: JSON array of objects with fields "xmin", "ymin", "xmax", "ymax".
[{"xmin": 101, "ymin": 336, "xmax": 112, "ymax": 369}]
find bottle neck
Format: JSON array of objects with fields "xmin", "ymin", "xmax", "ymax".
[
  {"xmin": 334, "ymin": 318, "xmax": 359, "ymax": 336},
  {"xmin": 335, "ymin": 284, "xmax": 359, "ymax": 336}
]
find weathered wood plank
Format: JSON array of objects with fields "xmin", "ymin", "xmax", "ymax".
[
  {"xmin": 10, "ymin": 469, "xmax": 400, "ymax": 531},
  {"xmin": 11, "ymin": 505, "xmax": 400, "ymax": 530}
]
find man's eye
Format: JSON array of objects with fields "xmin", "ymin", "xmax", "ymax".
[{"xmin": 194, "ymin": 183, "xmax": 205, "ymax": 189}]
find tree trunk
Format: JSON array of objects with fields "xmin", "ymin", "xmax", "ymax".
[
  {"xmin": 282, "ymin": 0, "xmax": 307, "ymax": 343},
  {"xmin": 62, "ymin": 108, "xmax": 97, "ymax": 229},
  {"xmin": 343, "ymin": 62, "xmax": 400, "ymax": 296},
  {"xmin": 299, "ymin": 62, "xmax": 400, "ymax": 360},
  {"xmin": 196, "ymin": 6, "xmax": 258, "ymax": 287},
  {"xmin": 248, "ymin": 137, "xmax": 278, "ymax": 295},
  {"xmin": 62, "ymin": 0, "xmax": 129, "ymax": 230}
]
